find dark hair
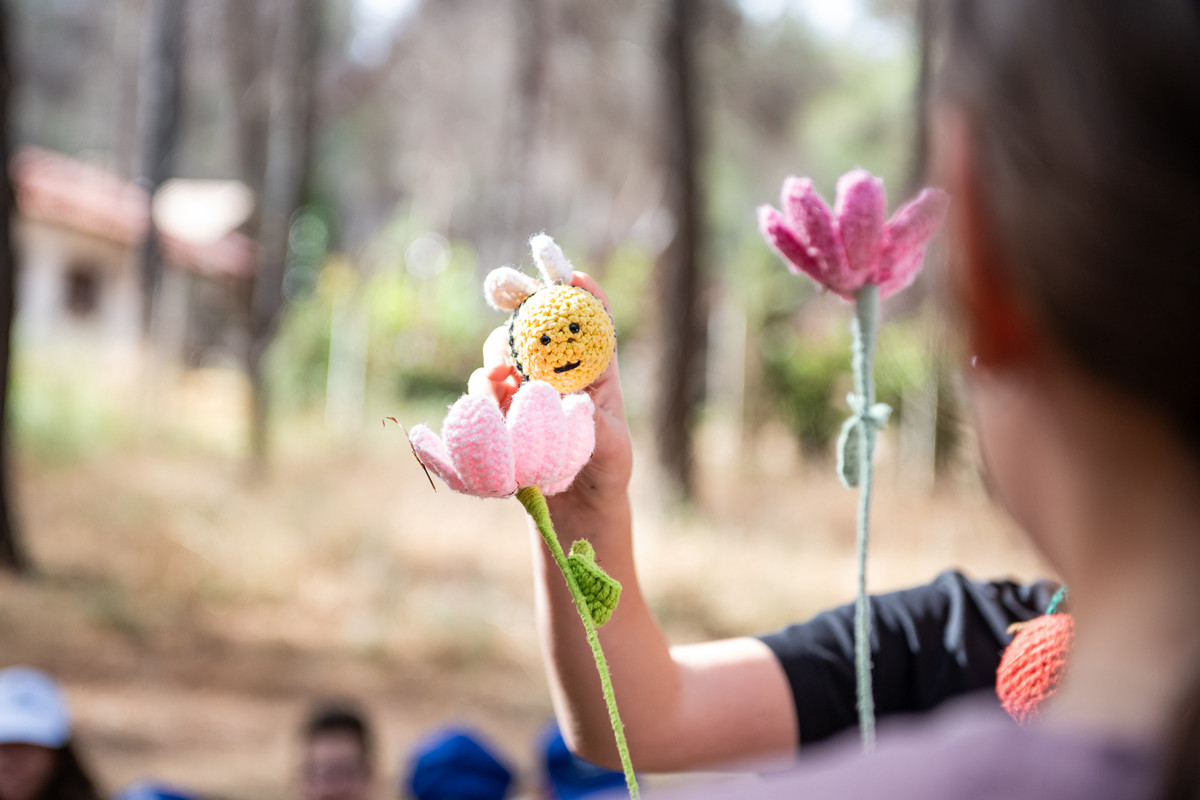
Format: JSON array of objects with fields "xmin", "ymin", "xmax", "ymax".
[
  {"xmin": 38, "ymin": 743, "xmax": 103, "ymax": 800},
  {"xmin": 928, "ymin": 1, "xmax": 1200, "ymax": 796},
  {"xmin": 303, "ymin": 701, "xmax": 373, "ymax": 767},
  {"xmin": 931, "ymin": 0, "xmax": 1200, "ymax": 456}
]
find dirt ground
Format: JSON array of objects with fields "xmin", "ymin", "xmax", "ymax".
[{"xmin": 3, "ymin": 374, "xmax": 1047, "ymax": 799}]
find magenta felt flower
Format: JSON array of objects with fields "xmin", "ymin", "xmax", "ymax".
[
  {"xmin": 758, "ymin": 169, "xmax": 950, "ymax": 300},
  {"xmin": 409, "ymin": 380, "xmax": 596, "ymax": 498}
]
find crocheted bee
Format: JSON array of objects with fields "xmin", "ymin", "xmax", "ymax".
[{"xmin": 484, "ymin": 234, "xmax": 616, "ymax": 395}]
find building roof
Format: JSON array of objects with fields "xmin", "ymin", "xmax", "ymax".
[{"xmin": 11, "ymin": 146, "xmax": 257, "ymax": 281}]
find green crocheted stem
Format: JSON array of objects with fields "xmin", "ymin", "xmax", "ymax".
[
  {"xmin": 517, "ymin": 486, "xmax": 640, "ymax": 800},
  {"xmin": 1045, "ymin": 584, "xmax": 1069, "ymax": 615},
  {"xmin": 851, "ymin": 284, "xmax": 880, "ymax": 751}
]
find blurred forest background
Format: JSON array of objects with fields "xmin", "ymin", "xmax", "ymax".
[{"xmin": 0, "ymin": 0, "xmax": 1046, "ymax": 797}]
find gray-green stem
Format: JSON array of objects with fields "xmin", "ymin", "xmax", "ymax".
[
  {"xmin": 516, "ymin": 485, "xmax": 640, "ymax": 799},
  {"xmin": 851, "ymin": 284, "xmax": 880, "ymax": 750}
]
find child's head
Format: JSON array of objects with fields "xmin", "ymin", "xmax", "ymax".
[{"xmin": 931, "ymin": 0, "xmax": 1200, "ymax": 456}]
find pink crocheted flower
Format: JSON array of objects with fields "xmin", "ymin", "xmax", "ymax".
[
  {"xmin": 409, "ymin": 381, "xmax": 596, "ymax": 498},
  {"xmin": 758, "ymin": 169, "xmax": 950, "ymax": 300}
]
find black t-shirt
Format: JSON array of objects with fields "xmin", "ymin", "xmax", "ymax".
[{"xmin": 758, "ymin": 570, "xmax": 1059, "ymax": 746}]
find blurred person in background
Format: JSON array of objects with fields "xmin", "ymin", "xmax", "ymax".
[
  {"xmin": 299, "ymin": 702, "xmax": 376, "ymax": 800},
  {"xmin": 0, "ymin": 666, "xmax": 101, "ymax": 800}
]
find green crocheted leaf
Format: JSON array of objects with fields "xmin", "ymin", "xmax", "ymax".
[
  {"xmin": 837, "ymin": 414, "xmax": 861, "ymax": 489},
  {"xmin": 567, "ymin": 540, "xmax": 622, "ymax": 627}
]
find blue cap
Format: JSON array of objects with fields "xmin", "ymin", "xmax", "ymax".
[
  {"xmin": 0, "ymin": 666, "xmax": 71, "ymax": 748},
  {"xmin": 405, "ymin": 727, "xmax": 514, "ymax": 800},
  {"xmin": 112, "ymin": 781, "xmax": 202, "ymax": 800},
  {"xmin": 540, "ymin": 722, "xmax": 628, "ymax": 800}
]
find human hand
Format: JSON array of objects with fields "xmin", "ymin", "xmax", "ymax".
[{"xmin": 468, "ymin": 272, "xmax": 633, "ymax": 509}]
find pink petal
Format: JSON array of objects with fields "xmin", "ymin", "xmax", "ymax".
[
  {"xmin": 876, "ymin": 188, "xmax": 950, "ymax": 298},
  {"xmin": 542, "ymin": 393, "xmax": 596, "ymax": 496},
  {"xmin": 834, "ymin": 170, "xmax": 886, "ymax": 277},
  {"xmin": 758, "ymin": 206, "xmax": 823, "ymax": 281},
  {"xmin": 442, "ymin": 395, "xmax": 517, "ymax": 498},
  {"xmin": 781, "ymin": 177, "xmax": 858, "ymax": 298},
  {"xmin": 507, "ymin": 380, "xmax": 568, "ymax": 489},
  {"xmin": 408, "ymin": 424, "xmax": 467, "ymax": 493}
]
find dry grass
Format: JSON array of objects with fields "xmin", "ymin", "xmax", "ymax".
[{"xmin": 3, "ymin": 365, "xmax": 1047, "ymax": 799}]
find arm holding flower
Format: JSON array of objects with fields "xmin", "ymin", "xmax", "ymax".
[{"xmin": 470, "ymin": 272, "xmax": 799, "ymax": 773}]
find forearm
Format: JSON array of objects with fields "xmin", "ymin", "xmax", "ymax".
[
  {"xmin": 534, "ymin": 488, "xmax": 683, "ymax": 770},
  {"xmin": 534, "ymin": 490, "xmax": 798, "ymax": 773}
]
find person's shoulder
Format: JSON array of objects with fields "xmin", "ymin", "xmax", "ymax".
[{"xmin": 653, "ymin": 698, "xmax": 1157, "ymax": 800}]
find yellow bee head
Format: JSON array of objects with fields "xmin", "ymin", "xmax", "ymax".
[{"xmin": 484, "ymin": 235, "xmax": 616, "ymax": 394}]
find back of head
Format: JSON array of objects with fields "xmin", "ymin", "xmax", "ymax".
[{"xmin": 932, "ymin": 0, "xmax": 1200, "ymax": 454}]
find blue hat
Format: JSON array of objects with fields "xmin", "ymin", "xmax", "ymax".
[
  {"xmin": 0, "ymin": 667, "xmax": 71, "ymax": 748},
  {"xmin": 112, "ymin": 781, "xmax": 202, "ymax": 800},
  {"xmin": 406, "ymin": 726, "xmax": 514, "ymax": 800},
  {"xmin": 540, "ymin": 722, "xmax": 627, "ymax": 800}
]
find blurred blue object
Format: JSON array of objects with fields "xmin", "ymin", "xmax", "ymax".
[
  {"xmin": 112, "ymin": 781, "xmax": 202, "ymax": 800},
  {"xmin": 540, "ymin": 721, "xmax": 628, "ymax": 800},
  {"xmin": 405, "ymin": 726, "xmax": 514, "ymax": 800}
]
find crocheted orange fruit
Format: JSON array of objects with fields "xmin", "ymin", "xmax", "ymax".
[
  {"xmin": 996, "ymin": 613, "xmax": 1074, "ymax": 724},
  {"xmin": 507, "ymin": 285, "xmax": 615, "ymax": 395}
]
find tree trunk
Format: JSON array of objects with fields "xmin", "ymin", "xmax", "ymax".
[
  {"xmin": 503, "ymin": 0, "xmax": 547, "ymax": 259},
  {"xmin": 136, "ymin": 0, "xmax": 186, "ymax": 335},
  {"xmin": 655, "ymin": 0, "xmax": 706, "ymax": 503},
  {"xmin": 243, "ymin": 0, "xmax": 320, "ymax": 472},
  {"xmin": 0, "ymin": 0, "xmax": 27, "ymax": 574}
]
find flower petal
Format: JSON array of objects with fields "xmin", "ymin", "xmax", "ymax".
[
  {"xmin": 542, "ymin": 392, "xmax": 596, "ymax": 496},
  {"xmin": 507, "ymin": 380, "xmax": 568, "ymax": 489},
  {"xmin": 408, "ymin": 424, "xmax": 467, "ymax": 493},
  {"xmin": 877, "ymin": 188, "xmax": 950, "ymax": 299},
  {"xmin": 835, "ymin": 170, "xmax": 886, "ymax": 277},
  {"xmin": 782, "ymin": 177, "xmax": 858, "ymax": 298},
  {"xmin": 758, "ymin": 205, "xmax": 823, "ymax": 280},
  {"xmin": 443, "ymin": 395, "xmax": 517, "ymax": 497}
]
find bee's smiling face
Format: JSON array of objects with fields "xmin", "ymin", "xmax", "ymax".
[{"xmin": 509, "ymin": 284, "xmax": 616, "ymax": 394}]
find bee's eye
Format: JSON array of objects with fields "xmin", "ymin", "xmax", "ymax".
[
  {"xmin": 569, "ymin": 323, "xmax": 580, "ymax": 334},
  {"xmin": 540, "ymin": 334, "xmax": 551, "ymax": 346}
]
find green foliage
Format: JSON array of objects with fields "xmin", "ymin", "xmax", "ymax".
[
  {"xmin": 267, "ymin": 227, "xmax": 495, "ymax": 414},
  {"xmin": 761, "ymin": 313, "xmax": 932, "ymax": 457},
  {"xmin": 9, "ymin": 347, "xmax": 135, "ymax": 465}
]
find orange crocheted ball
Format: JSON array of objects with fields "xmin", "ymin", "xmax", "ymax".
[{"xmin": 996, "ymin": 613, "xmax": 1074, "ymax": 724}]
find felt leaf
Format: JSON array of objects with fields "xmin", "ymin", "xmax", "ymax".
[
  {"xmin": 837, "ymin": 414, "xmax": 862, "ymax": 489},
  {"xmin": 566, "ymin": 539, "xmax": 622, "ymax": 627}
]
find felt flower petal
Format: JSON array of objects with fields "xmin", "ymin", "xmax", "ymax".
[
  {"xmin": 835, "ymin": 170, "xmax": 887, "ymax": 277},
  {"xmin": 508, "ymin": 380, "xmax": 568, "ymax": 489},
  {"xmin": 443, "ymin": 395, "xmax": 518, "ymax": 498},
  {"xmin": 783, "ymin": 176, "xmax": 853, "ymax": 293},
  {"xmin": 408, "ymin": 424, "xmax": 468, "ymax": 493},
  {"xmin": 758, "ymin": 206, "xmax": 822, "ymax": 280},
  {"xmin": 542, "ymin": 392, "xmax": 596, "ymax": 496},
  {"xmin": 877, "ymin": 187, "xmax": 950, "ymax": 298}
]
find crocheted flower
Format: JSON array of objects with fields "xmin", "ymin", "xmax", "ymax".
[
  {"xmin": 758, "ymin": 169, "xmax": 950, "ymax": 300},
  {"xmin": 408, "ymin": 380, "xmax": 595, "ymax": 498}
]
